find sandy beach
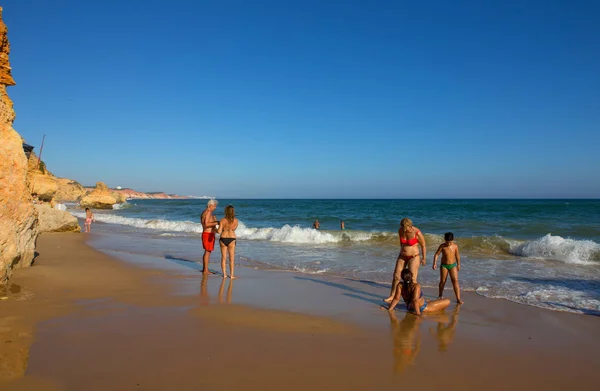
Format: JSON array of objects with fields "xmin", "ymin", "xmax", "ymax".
[{"xmin": 0, "ymin": 233, "xmax": 598, "ymax": 391}]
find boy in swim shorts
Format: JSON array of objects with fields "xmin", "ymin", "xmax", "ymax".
[{"xmin": 432, "ymin": 232, "xmax": 463, "ymax": 304}]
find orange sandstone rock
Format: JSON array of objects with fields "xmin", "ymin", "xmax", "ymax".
[
  {"xmin": 55, "ymin": 178, "xmax": 86, "ymax": 202},
  {"xmin": 80, "ymin": 182, "xmax": 117, "ymax": 209},
  {"xmin": 0, "ymin": 6, "xmax": 39, "ymax": 283}
]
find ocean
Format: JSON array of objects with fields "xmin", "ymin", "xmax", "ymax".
[{"xmin": 69, "ymin": 199, "xmax": 600, "ymax": 316}]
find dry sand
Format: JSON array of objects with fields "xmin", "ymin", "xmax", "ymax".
[{"xmin": 1, "ymin": 233, "xmax": 598, "ymax": 390}]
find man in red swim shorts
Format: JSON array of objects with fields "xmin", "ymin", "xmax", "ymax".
[{"xmin": 200, "ymin": 199, "xmax": 219, "ymax": 274}]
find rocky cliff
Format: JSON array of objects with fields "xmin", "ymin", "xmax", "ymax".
[
  {"xmin": 0, "ymin": 7, "xmax": 39, "ymax": 283},
  {"xmin": 80, "ymin": 182, "xmax": 117, "ymax": 209},
  {"xmin": 27, "ymin": 154, "xmax": 58, "ymax": 202},
  {"xmin": 110, "ymin": 188, "xmax": 193, "ymax": 200},
  {"xmin": 55, "ymin": 178, "xmax": 86, "ymax": 202},
  {"xmin": 34, "ymin": 204, "xmax": 80, "ymax": 233}
]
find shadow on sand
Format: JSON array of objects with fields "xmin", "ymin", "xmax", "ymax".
[
  {"xmin": 293, "ymin": 276, "xmax": 383, "ymax": 299},
  {"xmin": 165, "ymin": 254, "xmax": 221, "ymax": 275},
  {"xmin": 345, "ymin": 278, "xmax": 390, "ymax": 290}
]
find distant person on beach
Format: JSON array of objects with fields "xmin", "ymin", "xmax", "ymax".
[
  {"xmin": 218, "ymin": 205, "xmax": 239, "ymax": 279},
  {"xmin": 432, "ymin": 232, "xmax": 463, "ymax": 304},
  {"xmin": 386, "ymin": 269, "xmax": 451, "ymax": 315},
  {"xmin": 384, "ymin": 218, "xmax": 427, "ymax": 303},
  {"xmin": 84, "ymin": 208, "xmax": 95, "ymax": 233},
  {"xmin": 200, "ymin": 199, "xmax": 219, "ymax": 274},
  {"xmin": 313, "ymin": 219, "xmax": 320, "ymax": 229},
  {"xmin": 340, "ymin": 220, "xmax": 345, "ymax": 230}
]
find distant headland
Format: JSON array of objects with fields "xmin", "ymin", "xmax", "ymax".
[{"xmin": 83, "ymin": 186, "xmax": 205, "ymax": 200}]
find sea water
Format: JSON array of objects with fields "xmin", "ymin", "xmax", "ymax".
[{"xmin": 69, "ymin": 199, "xmax": 600, "ymax": 315}]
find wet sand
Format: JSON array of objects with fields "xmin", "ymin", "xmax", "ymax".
[{"xmin": 1, "ymin": 233, "xmax": 599, "ymax": 390}]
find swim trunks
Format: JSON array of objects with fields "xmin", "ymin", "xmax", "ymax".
[
  {"xmin": 441, "ymin": 263, "xmax": 457, "ymax": 270},
  {"xmin": 202, "ymin": 232, "xmax": 215, "ymax": 251}
]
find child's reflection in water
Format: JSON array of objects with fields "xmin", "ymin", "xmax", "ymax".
[
  {"xmin": 388, "ymin": 305, "xmax": 460, "ymax": 373},
  {"xmin": 388, "ymin": 310, "xmax": 422, "ymax": 374},
  {"xmin": 429, "ymin": 305, "xmax": 460, "ymax": 352}
]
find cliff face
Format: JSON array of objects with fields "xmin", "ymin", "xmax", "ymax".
[
  {"xmin": 0, "ymin": 7, "xmax": 39, "ymax": 283},
  {"xmin": 34, "ymin": 204, "xmax": 80, "ymax": 233},
  {"xmin": 111, "ymin": 188, "xmax": 192, "ymax": 200},
  {"xmin": 27, "ymin": 153, "xmax": 58, "ymax": 202},
  {"xmin": 80, "ymin": 182, "xmax": 117, "ymax": 209},
  {"xmin": 55, "ymin": 178, "xmax": 86, "ymax": 202}
]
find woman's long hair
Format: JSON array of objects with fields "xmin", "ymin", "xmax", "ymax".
[
  {"xmin": 224, "ymin": 205, "xmax": 235, "ymax": 223},
  {"xmin": 400, "ymin": 218, "xmax": 413, "ymax": 233},
  {"xmin": 401, "ymin": 269, "xmax": 414, "ymax": 293}
]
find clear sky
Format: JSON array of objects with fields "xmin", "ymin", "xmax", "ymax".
[{"xmin": 4, "ymin": 0, "xmax": 599, "ymax": 198}]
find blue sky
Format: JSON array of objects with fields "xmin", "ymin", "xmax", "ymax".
[{"xmin": 4, "ymin": 0, "xmax": 599, "ymax": 198}]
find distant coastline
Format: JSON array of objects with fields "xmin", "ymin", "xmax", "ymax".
[{"xmin": 83, "ymin": 186, "xmax": 212, "ymax": 200}]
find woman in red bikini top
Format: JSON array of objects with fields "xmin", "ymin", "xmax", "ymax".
[{"xmin": 384, "ymin": 217, "xmax": 427, "ymax": 304}]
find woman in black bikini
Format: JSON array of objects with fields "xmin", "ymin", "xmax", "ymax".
[
  {"xmin": 217, "ymin": 205, "xmax": 239, "ymax": 279},
  {"xmin": 384, "ymin": 218, "xmax": 427, "ymax": 303}
]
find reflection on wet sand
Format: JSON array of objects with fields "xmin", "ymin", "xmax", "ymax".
[
  {"xmin": 200, "ymin": 274, "xmax": 210, "ymax": 305},
  {"xmin": 429, "ymin": 305, "xmax": 460, "ymax": 352},
  {"xmin": 389, "ymin": 306, "xmax": 460, "ymax": 373},
  {"xmin": 388, "ymin": 310, "xmax": 422, "ymax": 374},
  {"xmin": 199, "ymin": 274, "xmax": 235, "ymax": 305},
  {"xmin": 0, "ymin": 284, "xmax": 34, "ymax": 387},
  {"xmin": 0, "ymin": 283, "xmax": 21, "ymax": 300},
  {"xmin": 218, "ymin": 278, "xmax": 234, "ymax": 304}
]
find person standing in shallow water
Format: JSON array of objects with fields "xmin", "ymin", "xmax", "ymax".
[
  {"xmin": 384, "ymin": 218, "xmax": 426, "ymax": 303},
  {"xmin": 313, "ymin": 219, "xmax": 320, "ymax": 229},
  {"xmin": 340, "ymin": 220, "xmax": 345, "ymax": 230},
  {"xmin": 218, "ymin": 205, "xmax": 239, "ymax": 279},
  {"xmin": 200, "ymin": 199, "xmax": 219, "ymax": 274},
  {"xmin": 84, "ymin": 208, "xmax": 95, "ymax": 233},
  {"xmin": 432, "ymin": 232, "xmax": 463, "ymax": 304}
]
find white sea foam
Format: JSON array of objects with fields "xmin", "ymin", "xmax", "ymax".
[
  {"xmin": 70, "ymin": 211, "xmax": 204, "ymax": 234},
  {"xmin": 68, "ymin": 211, "xmax": 388, "ymax": 245},
  {"xmin": 235, "ymin": 222, "xmax": 385, "ymax": 244},
  {"xmin": 509, "ymin": 234, "xmax": 600, "ymax": 265},
  {"xmin": 112, "ymin": 202, "xmax": 130, "ymax": 210},
  {"xmin": 476, "ymin": 284, "xmax": 600, "ymax": 315},
  {"xmin": 292, "ymin": 266, "xmax": 331, "ymax": 274},
  {"xmin": 67, "ymin": 211, "xmax": 600, "ymax": 266},
  {"xmin": 54, "ymin": 203, "xmax": 67, "ymax": 211}
]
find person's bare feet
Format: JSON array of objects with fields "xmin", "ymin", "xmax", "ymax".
[
  {"xmin": 457, "ymin": 299, "xmax": 464, "ymax": 304},
  {"xmin": 230, "ymin": 276, "xmax": 237, "ymax": 280},
  {"xmin": 383, "ymin": 297, "xmax": 393, "ymax": 303}
]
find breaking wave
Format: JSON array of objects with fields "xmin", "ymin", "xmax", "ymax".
[{"xmin": 68, "ymin": 211, "xmax": 599, "ymax": 264}]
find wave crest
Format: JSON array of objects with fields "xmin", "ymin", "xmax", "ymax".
[
  {"xmin": 68, "ymin": 211, "xmax": 600, "ymax": 264},
  {"xmin": 509, "ymin": 234, "xmax": 600, "ymax": 265},
  {"xmin": 70, "ymin": 211, "xmax": 204, "ymax": 234},
  {"xmin": 236, "ymin": 222, "xmax": 392, "ymax": 244}
]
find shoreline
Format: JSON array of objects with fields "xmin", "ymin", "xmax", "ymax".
[{"xmin": 1, "ymin": 233, "xmax": 599, "ymax": 390}]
